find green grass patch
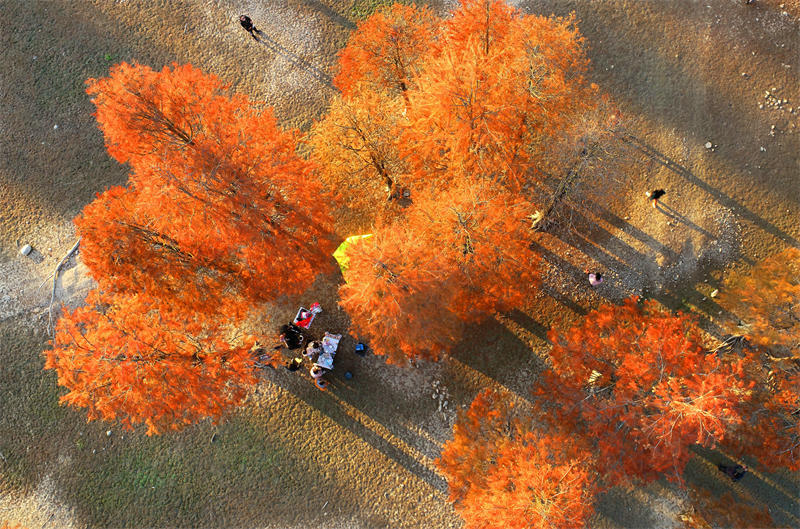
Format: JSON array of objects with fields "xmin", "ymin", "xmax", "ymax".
[{"xmin": 348, "ymin": 0, "xmax": 406, "ymax": 20}]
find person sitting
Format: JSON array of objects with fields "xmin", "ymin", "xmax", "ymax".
[
  {"xmin": 279, "ymin": 323, "xmax": 304, "ymax": 350},
  {"xmin": 304, "ymin": 340, "xmax": 322, "ymax": 361},
  {"xmin": 310, "ymin": 365, "xmax": 325, "ymax": 379},
  {"xmin": 285, "ymin": 357, "xmax": 303, "ymax": 372}
]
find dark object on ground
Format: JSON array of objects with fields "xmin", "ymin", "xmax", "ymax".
[
  {"xmin": 645, "ymin": 189, "xmax": 666, "ymax": 208},
  {"xmin": 717, "ymin": 463, "xmax": 748, "ymax": 481},
  {"xmin": 344, "ymin": 371, "xmax": 353, "ymax": 380},
  {"xmin": 280, "ymin": 323, "xmax": 304, "ymax": 350},
  {"xmin": 239, "ymin": 15, "xmax": 263, "ymax": 40},
  {"xmin": 355, "ymin": 342, "xmax": 366, "ymax": 356},
  {"xmin": 286, "ymin": 357, "xmax": 303, "ymax": 371}
]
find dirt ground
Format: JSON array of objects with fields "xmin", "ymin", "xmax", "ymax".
[{"xmin": 0, "ymin": 0, "xmax": 798, "ymax": 528}]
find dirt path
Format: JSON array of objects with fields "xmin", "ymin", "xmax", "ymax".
[{"xmin": 1, "ymin": 0, "xmax": 798, "ymax": 527}]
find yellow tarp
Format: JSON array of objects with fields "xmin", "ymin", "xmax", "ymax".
[{"xmin": 333, "ymin": 234, "xmax": 373, "ymax": 276}]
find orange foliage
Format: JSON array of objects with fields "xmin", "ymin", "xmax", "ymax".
[
  {"xmin": 82, "ymin": 63, "xmax": 336, "ymax": 319},
  {"xmin": 338, "ymin": 179, "xmax": 540, "ymax": 363},
  {"xmin": 313, "ymin": 0, "xmax": 603, "ymax": 229},
  {"xmin": 307, "ymin": 88, "xmax": 408, "ymax": 228},
  {"xmin": 725, "ymin": 352, "xmax": 800, "ymax": 471},
  {"xmin": 438, "ymin": 390, "xmax": 597, "ymax": 529},
  {"xmin": 334, "ymin": 3, "xmax": 438, "ymax": 100},
  {"xmin": 719, "ymin": 247, "xmax": 800, "ymax": 360},
  {"xmin": 402, "ymin": 0, "xmax": 596, "ymax": 191},
  {"xmin": 539, "ymin": 298, "xmax": 750, "ymax": 485},
  {"xmin": 715, "ymin": 248, "xmax": 800, "ymax": 470},
  {"xmin": 44, "ymin": 290, "xmax": 256, "ymax": 435}
]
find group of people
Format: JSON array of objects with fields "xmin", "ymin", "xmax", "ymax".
[{"xmin": 278, "ymin": 318, "xmax": 331, "ymax": 391}]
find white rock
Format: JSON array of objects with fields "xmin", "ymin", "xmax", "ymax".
[
  {"xmin": 705, "ymin": 141, "xmax": 712, "ymax": 149},
  {"xmin": 760, "ymin": 146, "xmax": 766, "ymax": 152},
  {"xmin": 53, "ymin": 124, "xmax": 58, "ymax": 129},
  {"xmin": 710, "ymin": 289, "xmax": 719, "ymax": 298},
  {"xmin": 106, "ymin": 430, "xmax": 112, "ymax": 436},
  {"xmin": 19, "ymin": 244, "xmax": 32, "ymax": 256}
]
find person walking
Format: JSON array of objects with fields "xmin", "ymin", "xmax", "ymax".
[
  {"xmin": 645, "ymin": 189, "xmax": 666, "ymax": 209},
  {"xmin": 239, "ymin": 15, "xmax": 262, "ymax": 41},
  {"xmin": 588, "ymin": 271, "xmax": 604, "ymax": 287}
]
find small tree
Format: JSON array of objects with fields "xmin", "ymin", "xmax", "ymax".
[
  {"xmin": 83, "ymin": 62, "xmax": 336, "ymax": 319},
  {"xmin": 44, "ymin": 290, "xmax": 256, "ymax": 435},
  {"xmin": 715, "ymin": 248, "xmax": 800, "ymax": 470},
  {"xmin": 539, "ymin": 297, "xmax": 749, "ymax": 485},
  {"xmin": 334, "ymin": 3, "xmax": 438, "ymax": 103},
  {"xmin": 307, "ymin": 89, "xmax": 408, "ymax": 228},
  {"xmin": 718, "ymin": 247, "xmax": 800, "ymax": 361},
  {"xmin": 438, "ymin": 389, "xmax": 597, "ymax": 529}
]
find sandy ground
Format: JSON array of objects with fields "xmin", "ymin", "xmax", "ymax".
[{"xmin": 1, "ymin": 0, "xmax": 799, "ymax": 527}]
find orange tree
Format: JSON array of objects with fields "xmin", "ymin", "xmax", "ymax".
[
  {"xmin": 309, "ymin": 4, "xmax": 437, "ymax": 220},
  {"xmin": 328, "ymin": 0, "xmax": 600, "ymax": 362},
  {"xmin": 334, "ymin": 3, "xmax": 438, "ymax": 103},
  {"xmin": 437, "ymin": 389, "xmax": 597, "ymax": 529},
  {"xmin": 716, "ymin": 247, "xmax": 800, "ymax": 470},
  {"xmin": 402, "ymin": 0, "xmax": 597, "ymax": 193},
  {"xmin": 83, "ymin": 62, "xmax": 336, "ymax": 320},
  {"xmin": 44, "ymin": 290, "xmax": 256, "ymax": 435},
  {"xmin": 537, "ymin": 297, "xmax": 750, "ymax": 485},
  {"xmin": 718, "ymin": 247, "xmax": 800, "ymax": 361},
  {"xmin": 338, "ymin": 178, "xmax": 540, "ymax": 363},
  {"xmin": 310, "ymin": 0, "xmax": 601, "ymax": 227}
]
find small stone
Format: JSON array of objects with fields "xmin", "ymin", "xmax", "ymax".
[
  {"xmin": 92, "ymin": 449, "xmax": 96, "ymax": 454},
  {"xmin": 19, "ymin": 244, "xmax": 32, "ymax": 256},
  {"xmin": 710, "ymin": 289, "xmax": 719, "ymax": 298},
  {"xmin": 53, "ymin": 124, "xmax": 58, "ymax": 129},
  {"xmin": 759, "ymin": 104, "xmax": 764, "ymax": 109},
  {"xmin": 705, "ymin": 141, "xmax": 712, "ymax": 149},
  {"xmin": 760, "ymin": 146, "xmax": 766, "ymax": 152},
  {"xmin": 106, "ymin": 430, "xmax": 112, "ymax": 436}
]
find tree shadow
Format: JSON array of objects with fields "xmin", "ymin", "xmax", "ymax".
[
  {"xmin": 256, "ymin": 32, "xmax": 337, "ymax": 90},
  {"xmin": 616, "ymin": 132, "xmax": 799, "ymax": 248},
  {"xmin": 594, "ymin": 486, "xmax": 668, "ymax": 529},
  {"xmin": 294, "ymin": 0, "xmax": 357, "ymax": 30},
  {"xmin": 270, "ymin": 366, "xmax": 448, "ymax": 493},
  {"xmin": 688, "ymin": 445, "xmax": 800, "ymax": 527}
]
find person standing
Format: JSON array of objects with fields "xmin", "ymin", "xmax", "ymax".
[
  {"xmin": 645, "ymin": 189, "xmax": 666, "ymax": 209},
  {"xmin": 239, "ymin": 15, "xmax": 262, "ymax": 41}
]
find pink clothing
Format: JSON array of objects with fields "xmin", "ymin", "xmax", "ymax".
[{"xmin": 588, "ymin": 273, "xmax": 604, "ymax": 287}]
